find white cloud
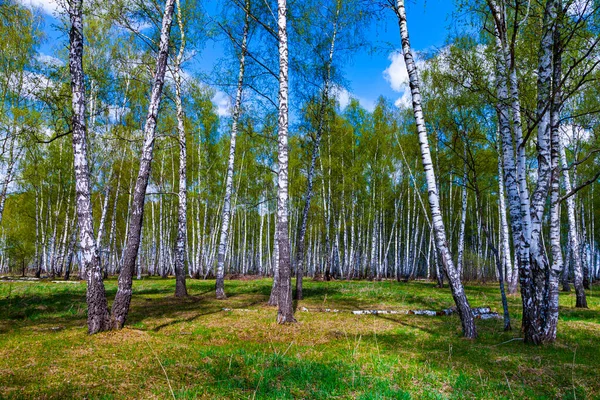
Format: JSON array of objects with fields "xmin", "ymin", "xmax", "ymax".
[
  {"xmin": 36, "ymin": 53, "xmax": 63, "ymax": 67},
  {"xmin": 567, "ymin": 0, "xmax": 593, "ymax": 16},
  {"xmin": 561, "ymin": 124, "xmax": 591, "ymax": 146},
  {"xmin": 19, "ymin": 0, "xmax": 61, "ymax": 14},
  {"xmin": 383, "ymin": 52, "xmax": 410, "ymax": 92},
  {"xmin": 212, "ymin": 91, "xmax": 231, "ymax": 117},
  {"xmin": 9, "ymin": 71, "xmax": 54, "ymax": 100},
  {"xmin": 393, "ymin": 90, "xmax": 412, "ymax": 110},
  {"xmin": 332, "ymin": 86, "xmax": 350, "ymax": 110},
  {"xmin": 383, "ymin": 51, "xmax": 426, "ymax": 110},
  {"xmin": 357, "ymin": 96, "xmax": 376, "ymax": 112}
]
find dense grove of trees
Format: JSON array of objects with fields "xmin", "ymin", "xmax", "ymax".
[{"xmin": 0, "ymin": 0, "xmax": 599, "ymax": 342}]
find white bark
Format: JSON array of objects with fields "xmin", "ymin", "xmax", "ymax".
[
  {"xmin": 457, "ymin": 150, "xmax": 467, "ymax": 279},
  {"xmin": 394, "ymin": 0, "xmax": 476, "ymax": 338},
  {"xmin": 275, "ymin": 0, "xmax": 295, "ymax": 323},
  {"xmin": 559, "ymin": 134, "xmax": 587, "ymax": 307},
  {"xmin": 174, "ymin": 0, "xmax": 188, "ymax": 297},
  {"xmin": 216, "ymin": 0, "xmax": 250, "ymax": 299},
  {"xmin": 68, "ymin": 0, "xmax": 110, "ymax": 333}
]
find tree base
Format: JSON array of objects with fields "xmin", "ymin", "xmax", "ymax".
[
  {"xmin": 277, "ymin": 314, "xmax": 297, "ymax": 324},
  {"xmin": 216, "ymin": 288, "xmax": 227, "ymax": 300}
]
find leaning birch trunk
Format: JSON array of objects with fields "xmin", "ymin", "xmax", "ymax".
[
  {"xmin": 393, "ymin": 0, "xmax": 476, "ymax": 338},
  {"xmin": 173, "ymin": 0, "xmax": 188, "ymax": 298},
  {"xmin": 559, "ymin": 136, "xmax": 587, "ymax": 307},
  {"xmin": 215, "ymin": 0, "xmax": 250, "ymax": 299},
  {"xmin": 275, "ymin": 0, "xmax": 295, "ymax": 324},
  {"xmin": 111, "ymin": 0, "xmax": 176, "ymax": 329},
  {"xmin": 68, "ymin": 0, "xmax": 110, "ymax": 334}
]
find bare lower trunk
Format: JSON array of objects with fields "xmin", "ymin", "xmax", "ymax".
[
  {"xmin": 68, "ymin": 0, "xmax": 110, "ymax": 334},
  {"xmin": 111, "ymin": 0, "xmax": 176, "ymax": 329},
  {"xmin": 394, "ymin": 0, "xmax": 476, "ymax": 339}
]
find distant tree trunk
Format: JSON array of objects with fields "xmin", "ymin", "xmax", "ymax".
[
  {"xmin": 496, "ymin": 137, "xmax": 516, "ymax": 294},
  {"xmin": 68, "ymin": 0, "xmax": 110, "ymax": 334},
  {"xmin": 111, "ymin": 0, "xmax": 176, "ymax": 329},
  {"xmin": 0, "ymin": 136, "xmax": 18, "ymax": 227},
  {"xmin": 470, "ymin": 151, "xmax": 512, "ymax": 331},
  {"xmin": 64, "ymin": 227, "xmax": 77, "ymax": 281},
  {"xmin": 275, "ymin": 0, "xmax": 295, "ymax": 324},
  {"xmin": 457, "ymin": 149, "xmax": 467, "ymax": 279},
  {"xmin": 295, "ymin": 8, "xmax": 339, "ymax": 296},
  {"xmin": 268, "ymin": 215, "xmax": 280, "ymax": 305},
  {"xmin": 393, "ymin": 0, "xmax": 476, "ymax": 339},
  {"xmin": 215, "ymin": 0, "xmax": 250, "ymax": 299},
  {"xmin": 173, "ymin": 0, "xmax": 189, "ymax": 298},
  {"xmin": 559, "ymin": 136, "xmax": 587, "ymax": 307}
]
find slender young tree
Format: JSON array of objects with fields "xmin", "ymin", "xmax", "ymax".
[
  {"xmin": 456, "ymin": 147, "xmax": 467, "ymax": 279},
  {"xmin": 173, "ymin": 0, "xmax": 188, "ymax": 298},
  {"xmin": 215, "ymin": 0, "xmax": 250, "ymax": 300},
  {"xmin": 275, "ymin": 0, "xmax": 295, "ymax": 324},
  {"xmin": 68, "ymin": 0, "xmax": 110, "ymax": 334},
  {"xmin": 392, "ymin": 0, "xmax": 477, "ymax": 339},
  {"xmin": 295, "ymin": 0, "xmax": 341, "ymax": 300},
  {"xmin": 559, "ymin": 136, "xmax": 587, "ymax": 307},
  {"xmin": 111, "ymin": 0, "xmax": 177, "ymax": 329}
]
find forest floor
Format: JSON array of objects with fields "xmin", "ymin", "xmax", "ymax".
[{"xmin": 0, "ymin": 277, "xmax": 599, "ymax": 399}]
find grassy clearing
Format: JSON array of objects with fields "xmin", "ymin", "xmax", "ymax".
[{"xmin": 0, "ymin": 277, "xmax": 599, "ymax": 399}]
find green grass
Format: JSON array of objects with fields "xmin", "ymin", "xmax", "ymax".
[{"xmin": 0, "ymin": 277, "xmax": 599, "ymax": 399}]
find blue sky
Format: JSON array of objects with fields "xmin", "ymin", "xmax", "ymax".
[
  {"xmin": 344, "ymin": 0, "xmax": 455, "ymax": 110},
  {"xmin": 25, "ymin": 0, "xmax": 455, "ymax": 113}
]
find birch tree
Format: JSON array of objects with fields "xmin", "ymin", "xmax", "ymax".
[
  {"xmin": 215, "ymin": 0, "xmax": 250, "ymax": 300},
  {"xmin": 111, "ymin": 0, "xmax": 177, "ymax": 329},
  {"xmin": 392, "ymin": 0, "xmax": 477, "ymax": 339},
  {"xmin": 173, "ymin": 0, "xmax": 188, "ymax": 298},
  {"xmin": 275, "ymin": 0, "xmax": 295, "ymax": 324},
  {"xmin": 295, "ymin": 0, "xmax": 341, "ymax": 300},
  {"xmin": 68, "ymin": 0, "xmax": 110, "ymax": 334},
  {"xmin": 560, "ymin": 135, "xmax": 587, "ymax": 307}
]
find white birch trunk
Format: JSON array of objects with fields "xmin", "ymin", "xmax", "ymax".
[
  {"xmin": 559, "ymin": 134, "xmax": 587, "ymax": 307},
  {"xmin": 394, "ymin": 0, "xmax": 476, "ymax": 338},
  {"xmin": 215, "ymin": 0, "xmax": 250, "ymax": 299},
  {"xmin": 174, "ymin": 0, "xmax": 189, "ymax": 297},
  {"xmin": 275, "ymin": 0, "xmax": 295, "ymax": 323},
  {"xmin": 68, "ymin": 0, "xmax": 110, "ymax": 333}
]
